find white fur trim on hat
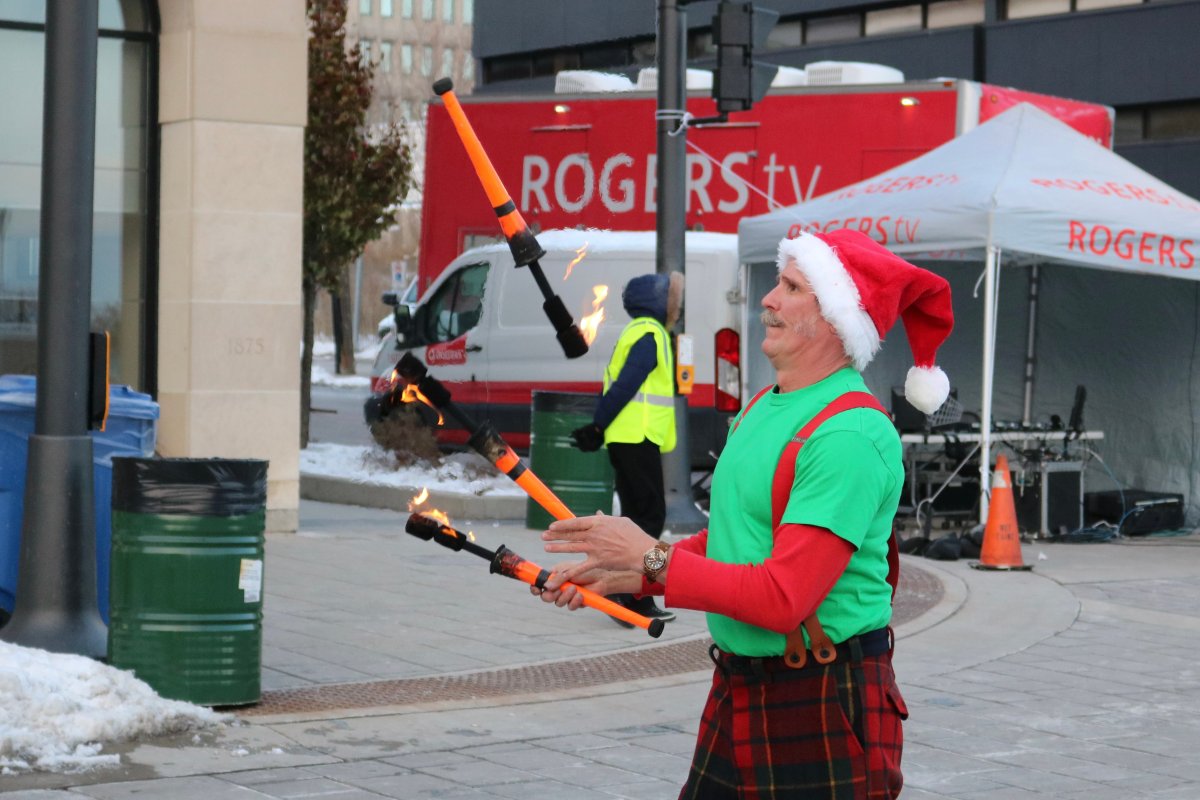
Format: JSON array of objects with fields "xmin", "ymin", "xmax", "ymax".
[
  {"xmin": 904, "ymin": 365, "xmax": 950, "ymax": 415},
  {"xmin": 777, "ymin": 235, "xmax": 880, "ymax": 370}
]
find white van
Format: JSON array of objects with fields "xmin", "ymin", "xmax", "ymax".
[{"xmin": 367, "ymin": 229, "xmax": 745, "ymax": 468}]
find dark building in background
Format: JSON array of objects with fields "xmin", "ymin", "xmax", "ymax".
[{"xmin": 471, "ymin": 0, "xmax": 1200, "ymax": 198}]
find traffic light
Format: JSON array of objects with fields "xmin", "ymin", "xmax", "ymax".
[{"xmin": 712, "ymin": 2, "xmax": 780, "ymax": 114}]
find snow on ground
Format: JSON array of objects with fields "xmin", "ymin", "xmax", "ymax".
[
  {"xmin": 0, "ymin": 641, "xmax": 225, "ymax": 774},
  {"xmin": 0, "ymin": 336, "xmax": 468, "ymax": 778},
  {"xmin": 301, "ymin": 443, "xmax": 522, "ymax": 498},
  {"xmin": 310, "ymin": 335, "xmax": 379, "ymax": 389}
]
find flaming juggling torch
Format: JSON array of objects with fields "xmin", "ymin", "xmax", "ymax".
[
  {"xmin": 432, "ymin": 77, "xmax": 589, "ymax": 360},
  {"xmin": 394, "ymin": 352, "xmax": 573, "ymax": 520},
  {"xmin": 394, "ymin": 358, "xmax": 665, "ymax": 635},
  {"xmin": 405, "ymin": 513, "xmax": 666, "ymax": 637}
]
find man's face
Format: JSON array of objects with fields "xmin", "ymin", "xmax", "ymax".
[{"xmin": 760, "ymin": 261, "xmax": 838, "ymax": 367}]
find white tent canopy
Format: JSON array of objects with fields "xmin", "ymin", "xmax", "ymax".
[{"xmin": 738, "ymin": 104, "xmax": 1200, "ymax": 525}]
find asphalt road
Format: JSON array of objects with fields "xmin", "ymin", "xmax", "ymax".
[
  {"xmin": 309, "ymin": 384, "xmax": 376, "ymax": 447},
  {"xmin": 308, "ymin": 350, "xmax": 378, "ymax": 448}
]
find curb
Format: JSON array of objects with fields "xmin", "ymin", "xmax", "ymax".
[{"xmin": 300, "ymin": 473, "xmax": 527, "ymax": 521}]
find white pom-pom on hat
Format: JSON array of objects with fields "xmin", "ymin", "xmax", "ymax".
[{"xmin": 904, "ymin": 365, "xmax": 951, "ymax": 415}]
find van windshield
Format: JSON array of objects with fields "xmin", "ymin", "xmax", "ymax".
[{"xmin": 422, "ymin": 262, "xmax": 488, "ymax": 343}]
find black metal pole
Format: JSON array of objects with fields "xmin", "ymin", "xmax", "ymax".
[
  {"xmin": 657, "ymin": 0, "xmax": 707, "ymax": 533},
  {"xmin": 0, "ymin": 0, "xmax": 107, "ymax": 656}
]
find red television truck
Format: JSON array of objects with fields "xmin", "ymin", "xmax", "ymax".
[
  {"xmin": 417, "ymin": 78, "xmax": 1113, "ymax": 292},
  {"xmin": 370, "ymin": 77, "xmax": 1111, "ymax": 465}
]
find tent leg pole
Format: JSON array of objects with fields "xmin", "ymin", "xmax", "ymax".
[
  {"xmin": 980, "ymin": 246, "xmax": 999, "ymax": 525},
  {"xmin": 1022, "ymin": 264, "xmax": 1040, "ymax": 426}
]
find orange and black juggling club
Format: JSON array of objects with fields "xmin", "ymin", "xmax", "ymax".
[
  {"xmin": 405, "ymin": 513, "xmax": 665, "ymax": 637},
  {"xmin": 396, "ymin": 353, "xmax": 574, "ymax": 521},
  {"xmin": 432, "ymin": 77, "xmax": 588, "ymax": 360}
]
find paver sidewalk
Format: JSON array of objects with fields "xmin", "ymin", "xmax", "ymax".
[{"xmin": 2, "ymin": 501, "xmax": 1198, "ymax": 799}]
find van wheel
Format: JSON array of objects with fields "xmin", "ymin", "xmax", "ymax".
[{"xmin": 369, "ymin": 404, "xmax": 443, "ymax": 465}]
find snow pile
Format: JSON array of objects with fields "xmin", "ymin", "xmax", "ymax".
[
  {"xmin": 301, "ymin": 443, "xmax": 522, "ymax": 497},
  {"xmin": 311, "ymin": 362, "xmax": 372, "ymax": 389},
  {"xmin": 0, "ymin": 641, "xmax": 226, "ymax": 774}
]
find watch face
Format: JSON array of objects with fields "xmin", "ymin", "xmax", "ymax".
[{"xmin": 645, "ymin": 548, "xmax": 667, "ymax": 572}]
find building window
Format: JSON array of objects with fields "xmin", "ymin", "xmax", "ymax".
[
  {"xmin": 379, "ymin": 40, "xmax": 393, "ymax": 72},
  {"xmin": 579, "ymin": 42, "xmax": 630, "ymax": 70},
  {"xmin": 865, "ymin": 5, "xmax": 923, "ymax": 35},
  {"xmin": 360, "ymin": 39, "xmax": 372, "ymax": 65},
  {"xmin": 422, "ymin": 44, "xmax": 433, "ymax": 76},
  {"xmin": 381, "ymin": 0, "xmax": 393, "ymax": 17},
  {"xmin": 1114, "ymin": 102, "xmax": 1200, "ymax": 145},
  {"xmin": 1006, "ymin": 0, "xmax": 1071, "ymax": 18},
  {"xmin": 463, "ymin": 0, "xmax": 473, "ymax": 24},
  {"xmin": 0, "ymin": 1, "xmax": 156, "ymax": 390},
  {"xmin": 805, "ymin": 13, "xmax": 862, "ymax": 44},
  {"xmin": 401, "ymin": 43, "xmax": 413, "ymax": 73},
  {"xmin": 764, "ymin": 19, "xmax": 802, "ymax": 50},
  {"xmin": 443, "ymin": 0, "xmax": 454, "ymax": 22},
  {"xmin": 1076, "ymin": 0, "xmax": 1141, "ymax": 9},
  {"xmin": 532, "ymin": 50, "xmax": 580, "ymax": 77},
  {"xmin": 484, "ymin": 54, "xmax": 532, "ymax": 83},
  {"xmin": 687, "ymin": 29, "xmax": 715, "ymax": 58},
  {"xmin": 441, "ymin": 47, "xmax": 455, "ymax": 78},
  {"xmin": 360, "ymin": 0, "xmax": 372, "ymax": 16},
  {"xmin": 1147, "ymin": 101, "xmax": 1200, "ymax": 140},
  {"xmin": 422, "ymin": 0, "xmax": 434, "ymax": 20},
  {"xmin": 1113, "ymin": 108, "xmax": 1144, "ymax": 144},
  {"xmin": 630, "ymin": 38, "xmax": 657, "ymax": 65},
  {"xmin": 462, "ymin": 52, "xmax": 475, "ymax": 83},
  {"xmin": 927, "ymin": 0, "xmax": 985, "ymax": 28},
  {"xmin": 403, "ymin": 0, "xmax": 414, "ymax": 17}
]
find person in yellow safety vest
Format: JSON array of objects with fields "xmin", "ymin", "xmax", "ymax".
[{"xmin": 570, "ymin": 271, "xmax": 683, "ymax": 626}]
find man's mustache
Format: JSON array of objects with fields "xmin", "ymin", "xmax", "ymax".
[{"xmin": 761, "ymin": 310, "xmax": 785, "ymax": 327}]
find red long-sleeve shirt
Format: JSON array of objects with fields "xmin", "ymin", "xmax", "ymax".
[{"xmin": 640, "ymin": 523, "xmax": 853, "ymax": 634}]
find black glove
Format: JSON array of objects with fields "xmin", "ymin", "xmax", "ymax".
[{"xmin": 570, "ymin": 423, "xmax": 604, "ymax": 452}]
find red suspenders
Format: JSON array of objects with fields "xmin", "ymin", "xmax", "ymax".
[{"xmin": 733, "ymin": 387, "xmax": 898, "ymax": 668}]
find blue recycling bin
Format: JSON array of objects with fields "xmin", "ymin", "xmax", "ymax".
[{"xmin": 0, "ymin": 375, "xmax": 158, "ymax": 622}]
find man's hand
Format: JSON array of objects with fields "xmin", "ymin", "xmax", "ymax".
[
  {"xmin": 542, "ymin": 512, "xmax": 655, "ymax": 579},
  {"xmin": 570, "ymin": 423, "xmax": 604, "ymax": 452},
  {"xmin": 531, "ymin": 566, "xmax": 643, "ymax": 609}
]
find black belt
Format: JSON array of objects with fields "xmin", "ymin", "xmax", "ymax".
[{"xmin": 710, "ymin": 627, "xmax": 892, "ymax": 677}]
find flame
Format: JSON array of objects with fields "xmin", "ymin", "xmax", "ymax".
[
  {"xmin": 579, "ymin": 284, "xmax": 608, "ymax": 345},
  {"xmin": 563, "ymin": 242, "xmax": 589, "ymax": 280},
  {"xmin": 400, "ymin": 383, "xmax": 445, "ymax": 425},
  {"xmin": 408, "ymin": 489, "xmax": 451, "ymax": 526}
]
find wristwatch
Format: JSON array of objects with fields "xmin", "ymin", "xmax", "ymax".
[{"xmin": 642, "ymin": 541, "xmax": 671, "ymax": 584}]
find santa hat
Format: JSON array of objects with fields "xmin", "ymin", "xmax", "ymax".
[{"xmin": 777, "ymin": 230, "xmax": 954, "ymax": 414}]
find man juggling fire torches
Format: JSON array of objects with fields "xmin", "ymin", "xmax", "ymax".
[{"xmin": 536, "ymin": 230, "xmax": 955, "ymax": 799}]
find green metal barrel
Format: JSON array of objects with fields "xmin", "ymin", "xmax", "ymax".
[
  {"xmin": 108, "ymin": 457, "xmax": 267, "ymax": 707},
  {"xmin": 526, "ymin": 391, "xmax": 614, "ymax": 529}
]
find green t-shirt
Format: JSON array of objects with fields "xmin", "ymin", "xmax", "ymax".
[{"xmin": 706, "ymin": 368, "xmax": 903, "ymax": 656}]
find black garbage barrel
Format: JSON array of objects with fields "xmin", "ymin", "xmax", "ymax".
[
  {"xmin": 107, "ymin": 457, "xmax": 268, "ymax": 706},
  {"xmin": 526, "ymin": 391, "xmax": 614, "ymax": 529}
]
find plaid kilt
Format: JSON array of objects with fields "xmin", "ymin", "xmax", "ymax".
[{"xmin": 679, "ymin": 649, "xmax": 907, "ymax": 800}]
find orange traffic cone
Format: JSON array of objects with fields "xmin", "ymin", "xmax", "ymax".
[{"xmin": 970, "ymin": 454, "xmax": 1033, "ymax": 571}]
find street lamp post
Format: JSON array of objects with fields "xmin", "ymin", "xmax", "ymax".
[
  {"xmin": 0, "ymin": 0, "xmax": 107, "ymax": 657},
  {"xmin": 656, "ymin": 0, "xmax": 708, "ymax": 533}
]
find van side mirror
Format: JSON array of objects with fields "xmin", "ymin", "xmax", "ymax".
[
  {"xmin": 381, "ymin": 291, "xmax": 399, "ymax": 307},
  {"xmin": 393, "ymin": 303, "xmax": 413, "ymax": 343}
]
